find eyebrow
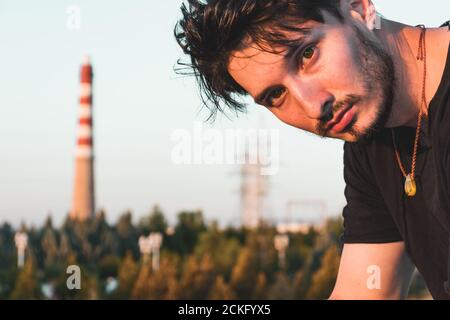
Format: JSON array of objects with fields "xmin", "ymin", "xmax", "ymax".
[{"xmin": 253, "ymin": 34, "xmax": 310, "ymax": 106}]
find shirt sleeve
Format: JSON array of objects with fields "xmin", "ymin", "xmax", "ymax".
[{"xmin": 341, "ymin": 142, "xmax": 403, "ymax": 244}]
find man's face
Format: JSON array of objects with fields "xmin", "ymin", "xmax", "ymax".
[{"xmin": 227, "ymin": 12, "xmax": 395, "ymax": 142}]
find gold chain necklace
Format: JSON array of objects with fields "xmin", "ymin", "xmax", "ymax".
[{"xmin": 391, "ymin": 25, "xmax": 427, "ymax": 197}]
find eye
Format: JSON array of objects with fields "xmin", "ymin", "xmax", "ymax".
[
  {"xmin": 298, "ymin": 45, "xmax": 316, "ymax": 68},
  {"xmin": 266, "ymin": 87, "xmax": 286, "ymax": 108}
]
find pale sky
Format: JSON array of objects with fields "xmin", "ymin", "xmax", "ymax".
[{"xmin": 0, "ymin": 0, "xmax": 448, "ymax": 227}]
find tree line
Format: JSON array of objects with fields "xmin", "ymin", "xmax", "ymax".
[{"xmin": 0, "ymin": 206, "xmax": 429, "ymax": 299}]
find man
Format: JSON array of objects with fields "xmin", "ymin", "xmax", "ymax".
[{"xmin": 174, "ymin": 0, "xmax": 450, "ymax": 299}]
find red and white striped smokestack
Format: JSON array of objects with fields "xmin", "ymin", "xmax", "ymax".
[{"xmin": 70, "ymin": 55, "xmax": 95, "ymax": 221}]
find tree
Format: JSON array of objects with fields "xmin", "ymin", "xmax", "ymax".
[
  {"xmin": 139, "ymin": 205, "xmax": 168, "ymax": 235},
  {"xmin": 208, "ymin": 275, "xmax": 236, "ymax": 300},
  {"xmin": 252, "ymin": 272, "xmax": 267, "ymax": 300},
  {"xmin": 130, "ymin": 261, "xmax": 152, "ymax": 299},
  {"xmin": 130, "ymin": 253, "xmax": 182, "ymax": 300},
  {"xmin": 306, "ymin": 245, "xmax": 340, "ymax": 299},
  {"xmin": 0, "ymin": 222, "xmax": 16, "ymax": 298},
  {"xmin": 0, "ymin": 206, "xmax": 348, "ymax": 300},
  {"xmin": 285, "ymin": 234, "xmax": 313, "ymax": 275},
  {"xmin": 98, "ymin": 255, "xmax": 120, "ymax": 287},
  {"xmin": 267, "ymin": 271, "xmax": 294, "ymax": 300},
  {"xmin": 292, "ymin": 269, "xmax": 311, "ymax": 300},
  {"xmin": 90, "ymin": 210, "xmax": 115, "ymax": 262},
  {"xmin": 230, "ymin": 247, "xmax": 259, "ymax": 299},
  {"xmin": 180, "ymin": 254, "xmax": 215, "ymax": 299},
  {"xmin": 114, "ymin": 251, "xmax": 139, "ymax": 299},
  {"xmin": 52, "ymin": 253, "xmax": 99, "ymax": 300},
  {"xmin": 194, "ymin": 223, "xmax": 241, "ymax": 279},
  {"xmin": 58, "ymin": 231, "xmax": 73, "ymax": 261},
  {"xmin": 323, "ymin": 217, "xmax": 344, "ymax": 245},
  {"xmin": 115, "ymin": 211, "xmax": 139, "ymax": 258},
  {"xmin": 10, "ymin": 256, "xmax": 39, "ymax": 300},
  {"xmin": 147, "ymin": 254, "xmax": 181, "ymax": 299},
  {"xmin": 41, "ymin": 223, "xmax": 59, "ymax": 267},
  {"xmin": 0, "ymin": 223, "xmax": 15, "ymax": 269},
  {"xmin": 170, "ymin": 211, "xmax": 206, "ymax": 255}
]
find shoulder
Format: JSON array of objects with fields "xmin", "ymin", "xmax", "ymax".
[{"xmin": 429, "ymin": 42, "xmax": 450, "ymax": 126}]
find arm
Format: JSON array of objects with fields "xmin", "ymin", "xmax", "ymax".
[{"xmin": 329, "ymin": 241, "xmax": 415, "ymax": 300}]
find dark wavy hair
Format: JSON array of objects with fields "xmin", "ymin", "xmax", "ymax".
[{"xmin": 174, "ymin": 0, "xmax": 343, "ymax": 120}]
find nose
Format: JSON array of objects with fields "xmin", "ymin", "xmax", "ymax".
[{"xmin": 286, "ymin": 76, "xmax": 335, "ymax": 121}]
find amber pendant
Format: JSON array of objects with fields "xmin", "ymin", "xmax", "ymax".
[{"xmin": 404, "ymin": 174, "xmax": 417, "ymax": 197}]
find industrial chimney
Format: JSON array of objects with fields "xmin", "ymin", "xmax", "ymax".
[{"xmin": 70, "ymin": 56, "xmax": 95, "ymax": 221}]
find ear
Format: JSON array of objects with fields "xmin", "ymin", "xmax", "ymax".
[{"xmin": 341, "ymin": 0, "xmax": 377, "ymax": 30}]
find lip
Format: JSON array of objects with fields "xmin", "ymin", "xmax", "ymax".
[{"xmin": 326, "ymin": 105, "xmax": 356, "ymax": 134}]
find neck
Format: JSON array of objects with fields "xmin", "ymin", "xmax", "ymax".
[{"xmin": 374, "ymin": 18, "xmax": 449, "ymax": 128}]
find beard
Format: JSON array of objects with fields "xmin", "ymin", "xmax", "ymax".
[{"xmin": 316, "ymin": 23, "xmax": 396, "ymax": 143}]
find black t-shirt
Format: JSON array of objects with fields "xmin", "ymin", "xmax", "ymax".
[{"xmin": 342, "ymin": 34, "xmax": 450, "ymax": 298}]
